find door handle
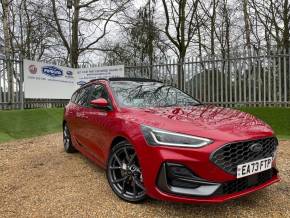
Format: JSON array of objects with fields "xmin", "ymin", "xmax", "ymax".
[
  {"xmin": 81, "ymin": 115, "xmax": 89, "ymax": 119},
  {"xmin": 76, "ymin": 112, "xmax": 88, "ymax": 119}
]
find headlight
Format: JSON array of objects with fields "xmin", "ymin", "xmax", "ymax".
[{"xmin": 141, "ymin": 125, "xmax": 212, "ymax": 148}]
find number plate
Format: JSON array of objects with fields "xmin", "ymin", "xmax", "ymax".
[{"xmin": 237, "ymin": 157, "xmax": 273, "ymax": 178}]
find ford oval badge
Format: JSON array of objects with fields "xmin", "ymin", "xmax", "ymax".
[
  {"xmin": 249, "ymin": 143, "xmax": 263, "ymax": 153},
  {"xmin": 77, "ymin": 81, "xmax": 86, "ymax": 86},
  {"xmin": 66, "ymin": 71, "xmax": 73, "ymax": 76},
  {"xmin": 42, "ymin": 66, "xmax": 63, "ymax": 77}
]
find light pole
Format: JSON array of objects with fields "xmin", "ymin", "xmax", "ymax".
[{"xmin": 67, "ymin": 0, "xmax": 73, "ymax": 66}]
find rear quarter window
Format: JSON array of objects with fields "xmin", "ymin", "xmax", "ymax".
[{"xmin": 71, "ymin": 91, "xmax": 78, "ymax": 103}]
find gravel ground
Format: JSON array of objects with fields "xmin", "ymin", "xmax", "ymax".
[{"xmin": 0, "ymin": 133, "xmax": 289, "ymax": 218}]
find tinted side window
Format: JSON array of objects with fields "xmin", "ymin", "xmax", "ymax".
[
  {"xmin": 76, "ymin": 85, "xmax": 94, "ymax": 107},
  {"xmin": 87, "ymin": 84, "xmax": 109, "ymax": 103}
]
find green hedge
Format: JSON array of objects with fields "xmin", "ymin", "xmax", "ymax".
[
  {"xmin": 0, "ymin": 107, "xmax": 289, "ymax": 143},
  {"xmin": 0, "ymin": 108, "xmax": 63, "ymax": 143},
  {"xmin": 240, "ymin": 107, "xmax": 290, "ymax": 140}
]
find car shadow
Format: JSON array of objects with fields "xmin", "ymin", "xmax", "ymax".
[{"xmin": 143, "ymin": 190, "xmax": 268, "ymax": 216}]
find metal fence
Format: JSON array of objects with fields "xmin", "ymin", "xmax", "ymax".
[
  {"xmin": 126, "ymin": 49, "xmax": 290, "ymax": 107},
  {"xmin": 0, "ymin": 58, "xmax": 23, "ymax": 110},
  {"xmin": 1, "ymin": 49, "xmax": 290, "ymax": 110}
]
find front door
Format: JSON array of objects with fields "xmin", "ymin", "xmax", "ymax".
[{"xmin": 79, "ymin": 84, "xmax": 114, "ymax": 163}]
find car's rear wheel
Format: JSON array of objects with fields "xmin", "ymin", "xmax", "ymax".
[
  {"xmin": 107, "ymin": 141, "xmax": 146, "ymax": 203},
  {"xmin": 63, "ymin": 123, "xmax": 77, "ymax": 153}
]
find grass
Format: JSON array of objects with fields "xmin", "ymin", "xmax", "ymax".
[
  {"xmin": 0, "ymin": 108, "xmax": 63, "ymax": 143},
  {"xmin": 240, "ymin": 107, "xmax": 290, "ymax": 140},
  {"xmin": 0, "ymin": 107, "xmax": 289, "ymax": 143}
]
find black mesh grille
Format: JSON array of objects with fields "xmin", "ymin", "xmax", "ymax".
[
  {"xmin": 214, "ymin": 168, "xmax": 276, "ymax": 195},
  {"xmin": 210, "ymin": 137, "xmax": 278, "ymax": 175}
]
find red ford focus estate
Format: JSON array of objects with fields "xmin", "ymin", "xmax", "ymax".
[{"xmin": 63, "ymin": 78, "xmax": 279, "ymax": 203}]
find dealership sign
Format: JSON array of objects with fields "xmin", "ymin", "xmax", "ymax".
[
  {"xmin": 75, "ymin": 65, "xmax": 124, "ymax": 89},
  {"xmin": 23, "ymin": 60, "xmax": 124, "ymax": 99}
]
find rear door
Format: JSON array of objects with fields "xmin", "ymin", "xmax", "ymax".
[
  {"xmin": 65, "ymin": 90, "xmax": 79, "ymax": 132},
  {"xmin": 73, "ymin": 84, "xmax": 95, "ymax": 146}
]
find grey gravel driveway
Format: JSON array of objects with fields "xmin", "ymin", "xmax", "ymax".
[{"xmin": 0, "ymin": 133, "xmax": 289, "ymax": 217}]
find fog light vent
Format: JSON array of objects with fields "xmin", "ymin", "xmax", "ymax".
[
  {"xmin": 166, "ymin": 163, "xmax": 205, "ymax": 189},
  {"xmin": 168, "ymin": 165, "xmax": 194, "ymax": 178},
  {"xmin": 157, "ymin": 162, "xmax": 221, "ymax": 197}
]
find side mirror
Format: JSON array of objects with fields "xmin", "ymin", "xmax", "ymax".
[{"xmin": 90, "ymin": 98, "xmax": 110, "ymax": 109}]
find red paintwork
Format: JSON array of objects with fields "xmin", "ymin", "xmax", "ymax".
[{"xmin": 64, "ymin": 80, "xmax": 280, "ymax": 204}]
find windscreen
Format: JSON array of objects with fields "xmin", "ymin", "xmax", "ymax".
[{"xmin": 110, "ymin": 81, "xmax": 200, "ymax": 108}]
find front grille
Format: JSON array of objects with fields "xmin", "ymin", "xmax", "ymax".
[
  {"xmin": 210, "ymin": 137, "xmax": 278, "ymax": 175},
  {"xmin": 214, "ymin": 168, "xmax": 277, "ymax": 195}
]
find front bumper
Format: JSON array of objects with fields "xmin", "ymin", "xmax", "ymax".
[
  {"xmin": 154, "ymin": 173, "xmax": 280, "ymax": 204},
  {"xmin": 156, "ymin": 162, "xmax": 279, "ymax": 202},
  {"xmin": 133, "ymin": 136, "xmax": 280, "ymax": 203}
]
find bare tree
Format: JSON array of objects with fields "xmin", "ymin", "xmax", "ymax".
[
  {"xmin": 9, "ymin": 0, "xmax": 57, "ymax": 60},
  {"xmin": 214, "ymin": 0, "xmax": 232, "ymax": 59},
  {"xmin": 51, "ymin": 0, "xmax": 130, "ymax": 67},
  {"xmin": 101, "ymin": 0, "xmax": 168, "ymax": 73},
  {"xmin": 199, "ymin": 0, "xmax": 219, "ymax": 56},
  {"xmin": 161, "ymin": 0, "xmax": 200, "ymax": 89},
  {"xmin": 1, "ymin": 0, "xmax": 13, "ymax": 106},
  {"xmin": 250, "ymin": 0, "xmax": 290, "ymax": 49},
  {"xmin": 243, "ymin": 0, "xmax": 251, "ymax": 49}
]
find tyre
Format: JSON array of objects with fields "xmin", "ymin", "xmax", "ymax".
[
  {"xmin": 63, "ymin": 123, "xmax": 77, "ymax": 153},
  {"xmin": 107, "ymin": 141, "xmax": 146, "ymax": 203}
]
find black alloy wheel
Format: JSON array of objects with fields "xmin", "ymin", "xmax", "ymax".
[
  {"xmin": 107, "ymin": 141, "xmax": 146, "ymax": 202},
  {"xmin": 63, "ymin": 123, "xmax": 77, "ymax": 153}
]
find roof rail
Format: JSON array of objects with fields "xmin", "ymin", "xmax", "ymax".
[
  {"xmin": 108, "ymin": 77, "xmax": 162, "ymax": 83},
  {"xmin": 84, "ymin": 77, "xmax": 162, "ymax": 85},
  {"xmin": 89, "ymin": 78, "xmax": 108, "ymax": 82}
]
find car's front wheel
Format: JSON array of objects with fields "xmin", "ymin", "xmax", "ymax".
[{"xmin": 107, "ymin": 141, "xmax": 146, "ymax": 203}]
